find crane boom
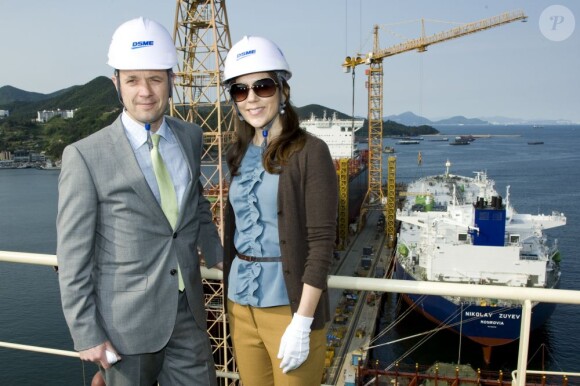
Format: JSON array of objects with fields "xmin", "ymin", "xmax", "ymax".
[
  {"xmin": 373, "ymin": 10, "xmax": 527, "ymax": 61},
  {"xmin": 342, "ymin": 10, "xmax": 527, "ymax": 247}
]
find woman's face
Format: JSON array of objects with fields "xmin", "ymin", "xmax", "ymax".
[{"xmin": 231, "ymin": 72, "xmax": 281, "ymax": 130}]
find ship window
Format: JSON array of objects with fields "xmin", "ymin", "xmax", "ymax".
[
  {"xmin": 458, "ymin": 233, "xmax": 468, "ymax": 241},
  {"xmin": 510, "ymin": 234, "xmax": 520, "ymax": 243}
]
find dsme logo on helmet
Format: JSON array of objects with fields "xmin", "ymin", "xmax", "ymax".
[
  {"xmin": 132, "ymin": 41, "xmax": 155, "ymax": 49},
  {"xmin": 236, "ymin": 49, "xmax": 256, "ymax": 61}
]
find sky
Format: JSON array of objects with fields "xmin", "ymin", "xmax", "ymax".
[{"xmin": 1, "ymin": 1, "xmax": 579, "ymax": 122}]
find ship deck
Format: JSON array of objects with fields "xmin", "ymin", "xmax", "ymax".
[{"xmin": 324, "ymin": 210, "xmax": 392, "ymax": 385}]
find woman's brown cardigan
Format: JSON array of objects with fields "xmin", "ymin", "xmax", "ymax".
[{"xmin": 223, "ymin": 134, "xmax": 338, "ymax": 330}]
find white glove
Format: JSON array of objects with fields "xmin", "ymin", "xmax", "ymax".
[{"xmin": 277, "ymin": 313, "xmax": 314, "ymax": 373}]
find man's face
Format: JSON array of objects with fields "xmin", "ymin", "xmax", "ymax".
[{"xmin": 113, "ymin": 70, "xmax": 172, "ymax": 131}]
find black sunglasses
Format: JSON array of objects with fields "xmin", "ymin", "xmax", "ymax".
[{"xmin": 229, "ymin": 78, "xmax": 278, "ymax": 102}]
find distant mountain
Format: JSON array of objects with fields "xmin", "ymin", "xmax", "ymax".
[
  {"xmin": 386, "ymin": 111, "xmax": 576, "ymax": 126},
  {"xmin": 43, "ymin": 76, "xmax": 118, "ymax": 110},
  {"xmin": 385, "ymin": 111, "xmax": 433, "ymax": 126},
  {"xmin": 0, "ymin": 76, "xmax": 118, "ymax": 119},
  {"xmin": 0, "ymin": 85, "xmax": 73, "ymax": 105},
  {"xmin": 0, "ymin": 85, "xmax": 46, "ymax": 104},
  {"xmin": 434, "ymin": 115, "xmax": 488, "ymax": 125},
  {"xmin": 480, "ymin": 116, "xmax": 576, "ymax": 125},
  {"xmin": 385, "ymin": 111, "xmax": 489, "ymax": 125}
]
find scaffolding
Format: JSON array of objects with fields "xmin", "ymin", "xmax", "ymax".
[
  {"xmin": 337, "ymin": 158, "xmax": 350, "ymax": 250},
  {"xmin": 171, "ymin": 1, "xmax": 236, "ymax": 383}
]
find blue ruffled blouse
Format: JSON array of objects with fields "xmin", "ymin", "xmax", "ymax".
[{"xmin": 227, "ymin": 144, "xmax": 289, "ymax": 307}]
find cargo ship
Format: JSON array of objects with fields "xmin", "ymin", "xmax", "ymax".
[
  {"xmin": 301, "ymin": 112, "xmax": 368, "ymax": 221},
  {"xmin": 392, "ymin": 160, "xmax": 566, "ymax": 362}
]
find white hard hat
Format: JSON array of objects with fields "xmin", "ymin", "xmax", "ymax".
[
  {"xmin": 223, "ymin": 36, "xmax": 291, "ymax": 82},
  {"xmin": 107, "ymin": 17, "xmax": 177, "ymax": 70}
]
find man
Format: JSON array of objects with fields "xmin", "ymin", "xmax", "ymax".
[{"xmin": 57, "ymin": 17, "xmax": 221, "ymax": 386}]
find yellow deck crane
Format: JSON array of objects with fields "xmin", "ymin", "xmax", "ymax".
[{"xmin": 342, "ymin": 10, "xmax": 527, "ymax": 247}]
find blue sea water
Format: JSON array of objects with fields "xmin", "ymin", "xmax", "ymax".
[{"xmin": 0, "ymin": 125, "xmax": 579, "ymax": 384}]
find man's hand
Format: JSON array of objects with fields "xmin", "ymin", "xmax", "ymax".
[
  {"xmin": 277, "ymin": 313, "xmax": 313, "ymax": 373},
  {"xmin": 79, "ymin": 341, "xmax": 120, "ymax": 369}
]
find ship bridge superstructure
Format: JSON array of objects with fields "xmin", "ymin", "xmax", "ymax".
[{"xmin": 300, "ymin": 111, "xmax": 364, "ymax": 159}]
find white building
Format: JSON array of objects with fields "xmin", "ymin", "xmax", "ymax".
[
  {"xmin": 36, "ymin": 109, "xmax": 75, "ymax": 123},
  {"xmin": 0, "ymin": 110, "xmax": 9, "ymax": 118}
]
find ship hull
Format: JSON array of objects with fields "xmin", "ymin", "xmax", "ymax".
[
  {"xmin": 393, "ymin": 259, "xmax": 558, "ymax": 347},
  {"xmin": 348, "ymin": 166, "xmax": 368, "ymax": 221}
]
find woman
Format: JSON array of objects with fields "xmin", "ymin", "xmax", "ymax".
[{"xmin": 222, "ymin": 36, "xmax": 338, "ymax": 386}]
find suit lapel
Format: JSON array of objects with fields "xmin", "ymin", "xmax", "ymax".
[{"xmin": 108, "ymin": 118, "xmax": 167, "ymax": 221}]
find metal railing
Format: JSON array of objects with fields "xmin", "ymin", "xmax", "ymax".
[{"xmin": 2, "ymin": 250, "xmax": 580, "ymax": 386}]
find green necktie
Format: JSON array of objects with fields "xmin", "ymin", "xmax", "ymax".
[{"xmin": 151, "ymin": 134, "xmax": 185, "ymax": 291}]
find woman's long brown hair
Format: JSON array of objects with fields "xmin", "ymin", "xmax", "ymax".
[{"xmin": 226, "ymin": 75, "xmax": 306, "ymax": 176}]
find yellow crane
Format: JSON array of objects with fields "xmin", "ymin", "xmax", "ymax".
[{"xmin": 342, "ymin": 10, "xmax": 527, "ymax": 245}]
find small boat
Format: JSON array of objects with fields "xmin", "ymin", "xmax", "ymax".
[
  {"xmin": 449, "ymin": 139, "xmax": 470, "ymax": 145},
  {"xmin": 527, "ymin": 141, "xmax": 544, "ymax": 145},
  {"xmin": 383, "ymin": 146, "xmax": 395, "ymax": 153},
  {"xmin": 456, "ymin": 135, "xmax": 476, "ymax": 142},
  {"xmin": 398, "ymin": 140, "xmax": 420, "ymax": 145}
]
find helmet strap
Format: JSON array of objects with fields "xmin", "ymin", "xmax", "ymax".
[
  {"xmin": 167, "ymin": 70, "xmax": 173, "ymax": 99},
  {"xmin": 261, "ymin": 127, "xmax": 269, "ymax": 152},
  {"xmin": 276, "ymin": 72, "xmax": 287, "ymax": 115},
  {"xmin": 260, "ymin": 118, "xmax": 276, "ymax": 153},
  {"xmin": 114, "ymin": 70, "xmax": 124, "ymax": 107},
  {"xmin": 232, "ymin": 103, "xmax": 244, "ymax": 122}
]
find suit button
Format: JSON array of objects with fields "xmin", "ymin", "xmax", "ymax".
[
  {"xmin": 170, "ymin": 269, "xmax": 177, "ymax": 276},
  {"xmin": 172, "ymin": 232, "xmax": 177, "ymax": 239}
]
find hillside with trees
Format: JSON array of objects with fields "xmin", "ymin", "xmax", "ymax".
[{"xmin": 0, "ymin": 78, "xmax": 437, "ymax": 160}]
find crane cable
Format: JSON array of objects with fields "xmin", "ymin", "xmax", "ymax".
[{"xmin": 368, "ymin": 293, "xmax": 426, "ymax": 345}]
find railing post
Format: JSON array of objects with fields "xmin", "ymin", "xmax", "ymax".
[{"xmin": 515, "ymin": 299, "xmax": 533, "ymax": 386}]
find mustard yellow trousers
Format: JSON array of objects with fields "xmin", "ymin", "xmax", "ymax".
[{"xmin": 228, "ymin": 301, "xmax": 327, "ymax": 386}]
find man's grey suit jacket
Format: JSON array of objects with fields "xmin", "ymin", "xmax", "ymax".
[{"xmin": 57, "ymin": 115, "xmax": 222, "ymax": 354}]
